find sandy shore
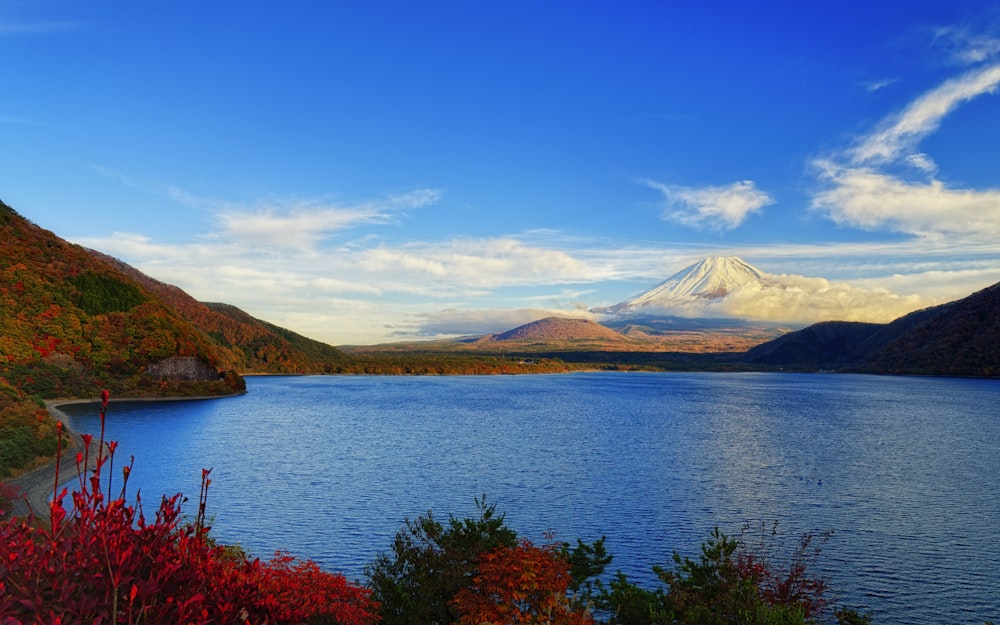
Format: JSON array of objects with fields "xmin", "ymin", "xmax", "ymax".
[{"xmin": 6, "ymin": 394, "xmax": 242, "ymax": 519}]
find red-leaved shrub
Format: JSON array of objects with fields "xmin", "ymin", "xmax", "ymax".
[{"xmin": 0, "ymin": 391, "xmax": 378, "ymax": 625}]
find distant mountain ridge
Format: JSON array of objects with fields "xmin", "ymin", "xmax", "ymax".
[{"xmin": 745, "ymin": 281, "xmax": 1000, "ymax": 377}]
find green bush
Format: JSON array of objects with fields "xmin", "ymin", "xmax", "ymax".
[
  {"xmin": 596, "ymin": 528, "xmax": 872, "ymax": 625},
  {"xmin": 366, "ymin": 496, "xmax": 610, "ymax": 625},
  {"xmin": 365, "ymin": 496, "xmax": 518, "ymax": 625}
]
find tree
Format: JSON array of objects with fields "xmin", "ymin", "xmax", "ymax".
[
  {"xmin": 452, "ymin": 538, "xmax": 594, "ymax": 625},
  {"xmin": 365, "ymin": 496, "xmax": 518, "ymax": 625},
  {"xmin": 597, "ymin": 528, "xmax": 872, "ymax": 625}
]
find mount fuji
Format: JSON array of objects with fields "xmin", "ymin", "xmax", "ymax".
[{"xmin": 605, "ymin": 256, "xmax": 771, "ymax": 316}]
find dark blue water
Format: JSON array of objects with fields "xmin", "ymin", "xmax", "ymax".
[{"xmin": 64, "ymin": 372, "xmax": 1000, "ymax": 625}]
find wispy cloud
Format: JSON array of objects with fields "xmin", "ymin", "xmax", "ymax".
[
  {"xmin": 76, "ymin": 222, "xmax": 1000, "ymax": 344},
  {"xmin": 91, "ymin": 167, "xmax": 442, "ymax": 250},
  {"xmin": 847, "ymin": 63, "xmax": 1000, "ymax": 167},
  {"xmin": 643, "ymin": 179, "xmax": 774, "ymax": 231},
  {"xmin": 215, "ymin": 191, "xmax": 441, "ymax": 250},
  {"xmin": 357, "ymin": 237, "xmax": 591, "ymax": 288},
  {"xmin": 218, "ymin": 203, "xmax": 396, "ymax": 248},
  {"xmin": 861, "ymin": 77, "xmax": 900, "ymax": 93},
  {"xmin": 812, "ymin": 162, "xmax": 1000, "ymax": 238},
  {"xmin": 0, "ymin": 20, "xmax": 79, "ymax": 36},
  {"xmin": 931, "ymin": 25, "xmax": 1000, "ymax": 65},
  {"xmin": 0, "ymin": 116, "xmax": 45, "ymax": 126},
  {"xmin": 812, "ymin": 46, "xmax": 1000, "ymax": 241}
]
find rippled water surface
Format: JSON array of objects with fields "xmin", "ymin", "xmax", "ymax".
[{"xmin": 65, "ymin": 372, "xmax": 1000, "ymax": 625}]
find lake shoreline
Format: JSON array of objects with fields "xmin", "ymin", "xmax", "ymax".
[{"xmin": 6, "ymin": 393, "xmax": 243, "ymax": 519}]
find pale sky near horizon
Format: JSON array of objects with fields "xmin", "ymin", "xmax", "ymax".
[{"xmin": 3, "ymin": 1, "xmax": 1000, "ymax": 344}]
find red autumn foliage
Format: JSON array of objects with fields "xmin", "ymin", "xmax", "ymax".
[
  {"xmin": 257, "ymin": 553, "xmax": 378, "ymax": 625},
  {"xmin": 452, "ymin": 538, "xmax": 594, "ymax": 625},
  {"xmin": 734, "ymin": 529, "xmax": 831, "ymax": 620},
  {"xmin": 0, "ymin": 392, "xmax": 379, "ymax": 625}
]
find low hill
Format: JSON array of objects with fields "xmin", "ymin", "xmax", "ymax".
[
  {"xmin": 483, "ymin": 317, "xmax": 628, "ymax": 343},
  {"xmin": 93, "ymin": 251, "xmax": 351, "ymax": 374},
  {"xmin": 744, "ymin": 282, "xmax": 1000, "ymax": 377},
  {"xmin": 603, "ymin": 316, "xmax": 788, "ymax": 352}
]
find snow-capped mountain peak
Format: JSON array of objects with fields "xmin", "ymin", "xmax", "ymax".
[
  {"xmin": 611, "ymin": 256, "xmax": 769, "ymax": 312},
  {"xmin": 597, "ymin": 255, "xmax": 928, "ymax": 325}
]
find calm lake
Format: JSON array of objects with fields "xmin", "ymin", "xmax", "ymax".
[{"xmin": 64, "ymin": 372, "xmax": 1000, "ymax": 625}]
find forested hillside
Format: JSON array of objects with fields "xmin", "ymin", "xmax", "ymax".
[
  {"xmin": 0, "ymin": 199, "xmax": 354, "ymax": 478},
  {"xmin": 0, "ymin": 200, "xmax": 252, "ymax": 476},
  {"xmin": 854, "ymin": 281, "xmax": 1000, "ymax": 377},
  {"xmin": 0, "ymin": 200, "xmax": 246, "ymax": 391},
  {"xmin": 744, "ymin": 282, "xmax": 1000, "ymax": 377},
  {"xmin": 93, "ymin": 251, "xmax": 351, "ymax": 374}
]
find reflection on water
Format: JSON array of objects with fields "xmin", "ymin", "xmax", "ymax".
[{"xmin": 65, "ymin": 372, "xmax": 1000, "ymax": 625}]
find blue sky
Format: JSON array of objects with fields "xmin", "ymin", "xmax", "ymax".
[{"xmin": 3, "ymin": 1, "xmax": 1000, "ymax": 344}]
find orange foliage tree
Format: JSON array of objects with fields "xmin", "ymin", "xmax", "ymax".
[{"xmin": 452, "ymin": 538, "xmax": 594, "ymax": 625}]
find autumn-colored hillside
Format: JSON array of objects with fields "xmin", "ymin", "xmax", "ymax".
[
  {"xmin": 93, "ymin": 251, "xmax": 351, "ymax": 374},
  {"xmin": 0, "ymin": 201, "xmax": 244, "ymax": 394},
  {"xmin": 484, "ymin": 316, "xmax": 628, "ymax": 343},
  {"xmin": 0, "ymin": 200, "xmax": 251, "ymax": 476}
]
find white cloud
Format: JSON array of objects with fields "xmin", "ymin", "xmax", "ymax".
[
  {"xmin": 357, "ymin": 238, "xmax": 591, "ymax": 288},
  {"xmin": 216, "ymin": 190, "xmax": 440, "ymax": 249},
  {"xmin": 644, "ymin": 179, "xmax": 773, "ymax": 231},
  {"xmin": 861, "ymin": 77, "xmax": 899, "ymax": 93},
  {"xmin": 848, "ymin": 62, "xmax": 1000, "ymax": 167},
  {"xmin": 932, "ymin": 26, "xmax": 1000, "ymax": 65},
  {"xmin": 717, "ymin": 275, "xmax": 927, "ymax": 324},
  {"xmin": 78, "ymin": 223, "xmax": 1000, "ymax": 344},
  {"xmin": 605, "ymin": 271, "xmax": 930, "ymax": 326},
  {"xmin": 812, "ymin": 58, "xmax": 1000, "ymax": 241},
  {"xmin": 812, "ymin": 162, "xmax": 1000, "ymax": 238},
  {"xmin": 218, "ymin": 205, "xmax": 389, "ymax": 247}
]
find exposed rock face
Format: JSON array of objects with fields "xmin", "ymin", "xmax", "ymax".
[{"xmin": 145, "ymin": 357, "xmax": 219, "ymax": 381}]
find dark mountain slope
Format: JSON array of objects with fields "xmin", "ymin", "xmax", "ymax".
[
  {"xmin": 855, "ymin": 281, "xmax": 1000, "ymax": 377},
  {"xmin": 742, "ymin": 321, "xmax": 884, "ymax": 369},
  {"xmin": 744, "ymin": 281, "xmax": 1000, "ymax": 377}
]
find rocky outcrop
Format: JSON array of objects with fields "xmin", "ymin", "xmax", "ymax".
[{"xmin": 145, "ymin": 357, "xmax": 219, "ymax": 381}]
